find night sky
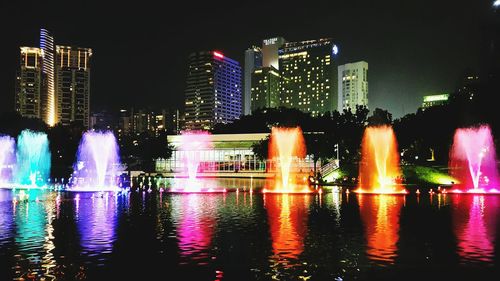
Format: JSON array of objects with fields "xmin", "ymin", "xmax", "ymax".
[{"xmin": 0, "ymin": 0, "xmax": 494, "ymax": 118}]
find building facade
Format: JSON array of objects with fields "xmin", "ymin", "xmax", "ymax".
[
  {"xmin": 338, "ymin": 61, "xmax": 368, "ymax": 113},
  {"xmin": 279, "ymin": 38, "xmax": 338, "ymax": 116},
  {"xmin": 156, "ymin": 133, "xmax": 315, "ymax": 174},
  {"xmin": 184, "ymin": 51, "xmax": 242, "ymax": 131},
  {"xmin": 15, "ymin": 29, "xmax": 92, "ymax": 128},
  {"xmin": 55, "ymin": 46, "xmax": 92, "ymax": 127},
  {"xmin": 243, "ymin": 47, "xmax": 262, "ymax": 115},
  {"xmin": 40, "ymin": 29, "xmax": 56, "ymax": 126},
  {"xmin": 262, "ymin": 37, "xmax": 286, "ymax": 70},
  {"xmin": 251, "ymin": 66, "xmax": 280, "ymax": 111},
  {"xmin": 16, "ymin": 47, "xmax": 44, "ymax": 119}
]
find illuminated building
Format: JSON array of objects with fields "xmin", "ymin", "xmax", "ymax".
[
  {"xmin": 243, "ymin": 46, "xmax": 262, "ymax": 115},
  {"xmin": 40, "ymin": 29, "xmax": 55, "ymax": 126},
  {"xmin": 15, "ymin": 47, "xmax": 44, "ymax": 119},
  {"xmin": 16, "ymin": 29, "xmax": 92, "ymax": 128},
  {"xmin": 251, "ymin": 66, "xmax": 280, "ymax": 111},
  {"xmin": 279, "ymin": 38, "xmax": 339, "ymax": 116},
  {"xmin": 184, "ymin": 51, "xmax": 242, "ymax": 131},
  {"xmin": 338, "ymin": 61, "xmax": 368, "ymax": 113},
  {"xmin": 422, "ymin": 94, "xmax": 449, "ymax": 109},
  {"xmin": 262, "ymin": 37, "xmax": 286, "ymax": 70},
  {"xmin": 55, "ymin": 46, "xmax": 92, "ymax": 128}
]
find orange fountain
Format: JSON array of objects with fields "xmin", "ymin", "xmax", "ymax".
[
  {"xmin": 264, "ymin": 127, "xmax": 311, "ymax": 193},
  {"xmin": 355, "ymin": 125, "xmax": 407, "ymax": 194}
]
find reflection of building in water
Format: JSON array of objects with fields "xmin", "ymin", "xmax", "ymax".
[
  {"xmin": 170, "ymin": 194, "xmax": 218, "ymax": 265},
  {"xmin": 451, "ymin": 195, "xmax": 499, "ymax": 264},
  {"xmin": 265, "ymin": 194, "xmax": 310, "ymax": 267},
  {"xmin": 77, "ymin": 194, "xmax": 117, "ymax": 257},
  {"xmin": 358, "ymin": 195, "xmax": 403, "ymax": 265},
  {"xmin": 156, "ymin": 133, "xmax": 315, "ymax": 175}
]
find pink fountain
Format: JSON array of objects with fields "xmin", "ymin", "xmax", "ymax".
[
  {"xmin": 169, "ymin": 131, "xmax": 225, "ymax": 193},
  {"xmin": 444, "ymin": 125, "xmax": 500, "ymax": 194}
]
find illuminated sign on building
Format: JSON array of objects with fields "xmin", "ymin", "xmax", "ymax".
[{"xmin": 263, "ymin": 38, "xmax": 278, "ymax": 46}]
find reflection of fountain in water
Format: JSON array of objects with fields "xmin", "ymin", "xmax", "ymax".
[
  {"xmin": 170, "ymin": 194, "xmax": 218, "ymax": 265},
  {"xmin": 451, "ymin": 195, "xmax": 499, "ymax": 264},
  {"xmin": 76, "ymin": 193, "xmax": 118, "ymax": 261},
  {"xmin": 358, "ymin": 194, "xmax": 404, "ymax": 265},
  {"xmin": 11, "ymin": 190, "xmax": 58, "ymax": 279},
  {"xmin": 265, "ymin": 194, "xmax": 310, "ymax": 267}
]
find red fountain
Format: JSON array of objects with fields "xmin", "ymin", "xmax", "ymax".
[
  {"xmin": 355, "ymin": 125, "xmax": 407, "ymax": 194},
  {"xmin": 263, "ymin": 127, "xmax": 312, "ymax": 193},
  {"xmin": 444, "ymin": 125, "xmax": 500, "ymax": 194}
]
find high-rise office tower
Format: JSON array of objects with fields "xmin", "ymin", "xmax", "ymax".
[
  {"xmin": 184, "ymin": 51, "xmax": 242, "ymax": 131},
  {"xmin": 279, "ymin": 38, "xmax": 339, "ymax": 116},
  {"xmin": 251, "ymin": 66, "xmax": 280, "ymax": 111},
  {"xmin": 15, "ymin": 47, "xmax": 44, "ymax": 119},
  {"xmin": 262, "ymin": 37, "xmax": 286, "ymax": 70},
  {"xmin": 243, "ymin": 46, "xmax": 262, "ymax": 115},
  {"xmin": 338, "ymin": 61, "xmax": 368, "ymax": 113},
  {"xmin": 40, "ymin": 29, "xmax": 55, "ymax": 126},
  {"xmin": 55, "ymin": 46, "xmax": 92, "ymax": 128}
]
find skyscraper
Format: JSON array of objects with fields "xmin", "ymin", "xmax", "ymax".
[
  {"xmin": 338, "ymin": 61, "xmax": 368, "ymax": 113},
  {"xmin": 55, "ymin": 46, "xmax": 92, "ymax": 127},
  {"xmin": 15, "ymin": 47, "xmax": 43, "ymax": 119},
  {"xmin": 40, "ymin": 29, "xmax": 55, "ymax": 126},
  {"xmin": 262, "ymin": 37, "xmax": 286, "ymax": 70},
  {"xmin": 279, "ymin": 38, "xmax": 339, "ymax": 116},
  {"xmin": 184, "ymin": 51, "xmax": 242, "ymax": 131},
  {"xmin": 251, "ymin": 66, "xmax": 280, "ymax": 111},
  {"xmin": 243, "ymin": 46, "xmax": 262, "ymax": 115},
  {"xmin": 15, "ymin": 29, "xmax": 92, "ymax": 128}
]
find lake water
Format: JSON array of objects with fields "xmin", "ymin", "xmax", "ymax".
[{"xmin": 1, "ymin": 178, "xmax": 499, "ymax": 280}]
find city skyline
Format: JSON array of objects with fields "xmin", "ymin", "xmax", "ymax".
[{"xmin": 0, "ymin": 0, "xmax": 494, "ymax": 118}]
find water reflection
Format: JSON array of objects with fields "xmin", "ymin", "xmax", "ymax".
[
  {"xmin": 358, "ymin": 194, "xmax": 404, "ymax": 265},
  {"xmin": 265, "ymin": 194, "xmax": 310, "ymax": 268},
  {"xmin": 451, "ymin": 195, "xmax": 499, "ymax": 264},
  {"xmin": 12, "ymin": 190, "xmax": 58, "ymax": 279},
  {"xmin": 76, "ymin": 192, "xmax": 118, "ymax": 263},
  {"xmin": 0, "ymin": 190, "xmax": 14, "ymax": 247},
  {"xmin": 170, "ymin": 194, "xmax": 219, "ymax": 265}
]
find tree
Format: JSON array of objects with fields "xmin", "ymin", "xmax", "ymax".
[{"xmin": 367, "ymin": 108, "xmax": 392, "ymax": 126}]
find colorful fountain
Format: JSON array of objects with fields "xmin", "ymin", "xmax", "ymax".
[
  {"xmin": 354, "ymin": 125, "xmax": 407, "ymax": 194},
  {"xmin": 0, "ymin": 135, "xmax": 16, "ymax": 187},
  {"xmin": 14, "ymin": 130, "xmax": 51, "ymax": 188},
  {"xmin": 445, "ymin": 125, "xmax": 499, "ymax": 194},
  {"xmin": 263, "ymin": 127, "xmax": 311, "ymax": 193},
  {"xmin": 69, "ymin": 131, "xmax": 122, "ymax": 192},
  {"xmin": 170, "ymin": 131, "xmax": 223, "ymax": 193}
]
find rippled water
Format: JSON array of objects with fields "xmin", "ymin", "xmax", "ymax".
[{"xmin": 1, "ymin": 179, "xmax": 500, "ymax": 280}]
